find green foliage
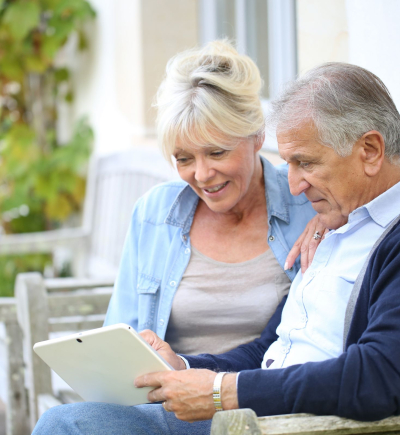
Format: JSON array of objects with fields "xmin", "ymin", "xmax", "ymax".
[
  {"xmin": 0, "ymin": 0, "xmax": 96, "ymax": 292},
  {"xmin": 0, "ymin": 253, "xmax": 52, "ymax": 297}
]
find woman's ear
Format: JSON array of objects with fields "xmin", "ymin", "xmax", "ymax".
[
  {"xmin": 358, "ymin": 130, "xmax": 385, "ymax": 177},
  {"xmin": 254, "ymin": 131, "xmax": 265, "ymax": 152}
]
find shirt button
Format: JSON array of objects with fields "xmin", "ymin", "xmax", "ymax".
[
  {"xmin": 182, "ymin": 235, "xmax": 187, "ymax": 242},
  {"xmin": 185, "ymin": 248, "xmax": 190, "ymax": 254},
  {"xmin": 159, "ymin": 319, "xmax": 165, "ymax": 326},
  {"xmin": 170, "ymin": 281, "xmax": 176, "ymax": 287},
  {"xmin": 269, "ymin": 235, "xmax": 275, "ymax": 242}
]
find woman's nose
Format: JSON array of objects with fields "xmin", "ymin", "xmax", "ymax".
[{"xmin": 194, "ymin": 159, "xmax": 215, "ymax": 183}]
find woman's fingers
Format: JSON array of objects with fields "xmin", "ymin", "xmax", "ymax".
[{"xmin": 285, "ymin": 215, "xmax": 327, "ymax": 273}]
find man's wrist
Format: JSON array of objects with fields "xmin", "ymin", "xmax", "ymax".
[
  {"xmin": 177, "ymin": 355, "xmax": 190, "ymax": 370},
  {"xmin": 221, "ymin": 373, "xmax": 239, "ymax": 410}
]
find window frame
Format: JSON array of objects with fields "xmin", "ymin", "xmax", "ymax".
[{"xmin": 199, "ymin": 0, "xmax": 297, "ymax": 151}]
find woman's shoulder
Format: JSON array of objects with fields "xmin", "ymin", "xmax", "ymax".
[{"xmin": 134, "ymin": 180, "xmax": 190, "ymax": 221}]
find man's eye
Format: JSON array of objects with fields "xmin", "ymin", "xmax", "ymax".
[{"xmin": 299, "ymin": 161, "xmax": 311, "ymax": 168}]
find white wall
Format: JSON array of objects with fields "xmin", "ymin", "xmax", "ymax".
[
  {"xmin": 346, "ymin": 0, "xmax": 400, "ymax": 110},
  {"xmin": 71, "ymin": 0, "xmax": 134, "ymax": 155},
  {"xmin": 297, "ymin": 0, "xmax": 349, "ymax": 74}
]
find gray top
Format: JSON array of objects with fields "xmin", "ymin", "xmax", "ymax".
[{"xmin": 165, "ymin": 247, "xmax": 291, "ymax": 355}]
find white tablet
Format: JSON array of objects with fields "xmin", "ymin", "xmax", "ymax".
[{"xmin": 33, "ymin": 323, "xmax": 173, "ymax": 406}]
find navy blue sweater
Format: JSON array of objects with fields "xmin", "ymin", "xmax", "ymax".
[{"xmin": 185, "ymin": 220, "xmax": 400, "ymax": 421}]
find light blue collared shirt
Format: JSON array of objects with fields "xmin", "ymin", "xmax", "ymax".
[
  {"xmin": 262, "ymin": 181, "xmax": 400, "ymax": 369},
  {"xmin": 104, "ymin": 156, "xmax": 316, "ymax": 338}
]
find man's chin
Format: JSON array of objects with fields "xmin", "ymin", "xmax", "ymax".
[{"xmin": 317, "ymin": 212, "xmax": 348, "ymax": 231}]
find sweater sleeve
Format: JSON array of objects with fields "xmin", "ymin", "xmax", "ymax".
[
  {"xmin": 183, "ymin": 296, "xmax": 286, "ymax": 371},
  {"xmin": 238, "ymin": 226, "xmax": 400, "ymax": 421}
]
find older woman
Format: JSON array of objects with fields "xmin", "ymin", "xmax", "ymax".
[
  {"xmin": 103, "ymin": 40, "xmax": 317, "ymax": 356},
  {"xmin": 33, "ymin": 41, "xmax": 320, "ymax": 434}
]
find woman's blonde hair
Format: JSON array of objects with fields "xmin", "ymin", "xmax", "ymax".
[{"xmin": 154, "ymin": 40, "xmax": 265, "ymax": 162}]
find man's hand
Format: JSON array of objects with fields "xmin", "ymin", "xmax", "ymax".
[
  {"xmin": 285, "ymin": 214, "xmax": 328, "ymax": 274},
  {"xmin": 135, "ymin": 370, "xmax": 238, "ymax": 422},
  {"xmin": 139, "ymin": 330, "xmax": 186, "ymax": 370}
]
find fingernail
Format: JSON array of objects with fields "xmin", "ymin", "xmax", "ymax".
[{"xmin": 284, "ymin": 262, "xmax": 289, "ymax": 271}]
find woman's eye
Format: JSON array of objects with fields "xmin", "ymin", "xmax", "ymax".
[
  {"xmin": 210, "ymin": 150, "xmax": 226, "ymax": 157},
  {"xmin": 176, "ymin": 157, "xmax": 188, "ymax": 163}
]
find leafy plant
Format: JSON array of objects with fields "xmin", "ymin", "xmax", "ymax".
[
  {"xmin": 0, "ymin": 0, "xmax": 96, "ymax": 294},
  {"xmin": 0, "ymin": 0, "xmax": 96, "ymax": 233}
]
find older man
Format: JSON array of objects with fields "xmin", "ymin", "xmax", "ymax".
[{"xmin": 34, "ymin": 63, "xmax": 400, "ymax": 434}]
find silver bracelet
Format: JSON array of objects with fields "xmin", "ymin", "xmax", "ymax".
[{"xmin": 213, "ymin": 372, "xmax": 228, "ymax": 412}]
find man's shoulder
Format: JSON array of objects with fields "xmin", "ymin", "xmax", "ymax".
[{"xmin": 373, "ymin": 219, "xmax": 400, "ymax": 263}]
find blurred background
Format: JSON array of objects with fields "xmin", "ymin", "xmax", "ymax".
[
  {"xmin": 1, "ymin": 0, "xmax": 400, "ymax": 430},
  {"xmin": 2, "ymin": 0, "xmax": 400, "ymax": 295}
]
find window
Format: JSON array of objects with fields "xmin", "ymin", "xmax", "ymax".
[{"xmin": 199, "ymin": 0, "xmax": 297, "ymax": 150}]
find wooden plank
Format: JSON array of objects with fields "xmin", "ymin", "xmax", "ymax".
[
  {"xmin": 258, "ymin": 413, "xmax": 400, "ymax": 435},
  {"xmin": 37, "ymin": 394, "xmax": 62, "ymax": 418},
  {"xmin": 47, "ymin": 290, "xmax": 112, "ymax": 317},
  {"xmin": 0, "ymin": 228, "xmax": 89, "ymax": 255},
  {"xmin": 15, "ymin": 273, "xmax": 52, "ymax": 431},
  {"xmin": 49, "ymin": 318, "xmax": 105, "ymax": 333},
  {"xmin": 44, "ymin": 278, "xmax": 113, "ymax": 291},
  {"xmin": 4, "ymin": 320, "xmax": 29, "ymax": 435},
  {"xmin": 211, "ymin": 409, "xmax": 262, "ymax": 435},
  {"xmin": 0, "ymin": 300, "xmax": 17, "ymax": 323}
]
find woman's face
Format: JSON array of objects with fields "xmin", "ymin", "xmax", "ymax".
[{"xmin": 173, "ymin": 136, "xmax": 263, "ymax": 215}]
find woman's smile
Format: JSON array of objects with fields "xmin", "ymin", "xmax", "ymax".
[{"xmin": 202, "ymin": 181, "xmax": 229, "ymax": 195}]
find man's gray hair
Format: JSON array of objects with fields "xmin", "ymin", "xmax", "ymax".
[{"xmin": 269, "ymin": 62, "xmax": 400, "ymax": 162}]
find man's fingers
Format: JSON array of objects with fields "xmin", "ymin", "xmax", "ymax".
[{"xmin": 134, "ymin": 371, "xmax": 164, "ymax": 389}]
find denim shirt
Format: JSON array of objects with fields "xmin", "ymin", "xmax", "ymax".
[{"xmin": 104, "ymin": 156, "xmax": 316, "ymax": 338}]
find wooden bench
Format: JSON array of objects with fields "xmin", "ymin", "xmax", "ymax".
[
  {"xmin": 0, "ymin": 299, "xmax": 29, "ymax": 435},
  {"xmin": 0, "ymin": 146, "xmax": 177, "ymax": 433},
  {"xmin": 211, "ymin": 408, "xmax": 400, "ymax": 435},
  {"xmin": 14, "ymin": 272, "xmax": 114, "ymax": 432}
]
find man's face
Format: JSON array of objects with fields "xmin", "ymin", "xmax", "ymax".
[{"xmin": 278, "ymin": 123, "xmax": 368, "ymax": 230}]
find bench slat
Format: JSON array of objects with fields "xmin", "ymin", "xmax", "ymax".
[
  {"xmin": 47, "ymin": 290, "xmax": 112, "ymax": 317},
  {"xmin": 49, "ymin": 319, "xmax": 105, "ymax": 333},
  {"xmin": 0, "ymin": 298, "xmax": 17, "ymax": 323},
  {"xmin": 258, "ymin": 413, "xmax": 400, "ymax": 435}
]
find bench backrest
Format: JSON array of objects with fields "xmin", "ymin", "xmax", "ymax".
[
  {"xmin": 83, "ymin": 147, "xmax": 177, "ymax": 277},
  {"xmin": 15, "ymin": 273, "xmax": 114, "ymax": 430}
]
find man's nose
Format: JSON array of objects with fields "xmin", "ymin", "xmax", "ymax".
[
  {"xmin": 288, "ymin": 165, "xmax": 310, "ymax": 196},
  {"xmin": 195, "ymin": 159, "xmax": 215, "ymax": 183}
]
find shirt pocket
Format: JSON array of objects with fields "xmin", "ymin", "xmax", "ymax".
[
  {"xmin": 136, "ymin": 275, "xmax": 161, "ymax": 330},
  {"xmin": 306, "ymin": 274, "xmax": 353, "ymax": 356}
]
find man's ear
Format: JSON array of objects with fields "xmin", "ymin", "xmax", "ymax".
[
  {"xmin": 358, "ymin": 130, "xmax": 385, "ymax": 177},
  {"xmin": 254, "ymin": 131, "xmax": 265, "ymax": 152}
]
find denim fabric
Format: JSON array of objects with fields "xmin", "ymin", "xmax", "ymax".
[
  {"xmin": 104, "ymin": 156, "xmax": 316, "ymax": 338},
  {"xmin": 32, "ymin": 403, "xmax": 212, "ymax": 435}
]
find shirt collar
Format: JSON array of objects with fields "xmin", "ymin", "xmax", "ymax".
[
  {"xmin": 348, "ymin": 180, "xmax": 400, "ymax": 228},
  {"xmin": 164, "ymin": 154, "xmax": 290, "ymax": 234}
]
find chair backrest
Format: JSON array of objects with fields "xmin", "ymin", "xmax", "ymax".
[
  {"xmin": 82, "ymin": 147, "xmax": 177, "ymax": 278},
  {"xmin": 15, "ymin": 272, "xmax": 114, "ymax": 430}
]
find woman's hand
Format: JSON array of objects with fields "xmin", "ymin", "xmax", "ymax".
[
  {"xmin": 285, "ymin": 214, "xmax": 328, "ymax": 274},
  {"xmin": 135, "ymin": 369, "xmax": 238, "ymax": 422},
  {"xmin": 139, "ymin": 330, "xmax": 186, "ymax": 370}
]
